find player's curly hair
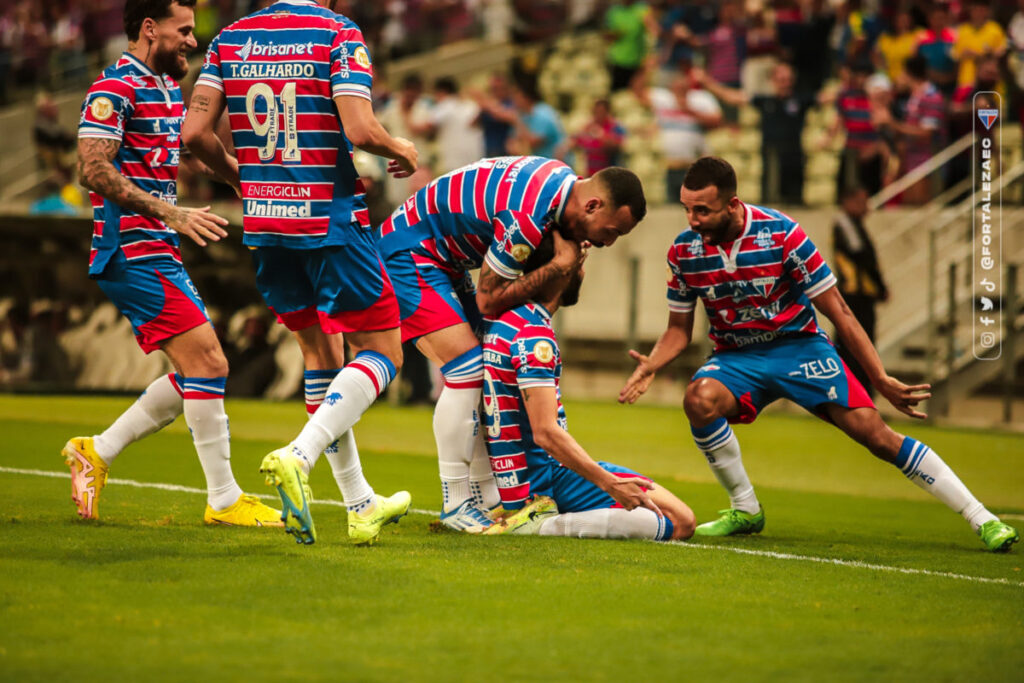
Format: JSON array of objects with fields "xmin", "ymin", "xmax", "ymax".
[
  {"xmin": 683, "ymin": 156, "xmax": 737, "ymax": 199},
  {"xmin": 124, "ymin": 0, "xmax": 197, "ymax": 41},
  {"xmin": 592, "ymin": 167, "xmax": 646, "ymax": 223}
]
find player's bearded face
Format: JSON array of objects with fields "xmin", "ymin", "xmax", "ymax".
[
  {"xmin": 148, "ymin": 6, "xmax": 197, "ymax": 80},
  {"xmin": 680, "ymin": 186, "xmax": 738, "ymax": 246}
]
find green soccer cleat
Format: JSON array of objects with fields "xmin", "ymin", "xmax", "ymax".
[
  {"xmin": 483, "ymin": 495, "xmax": 558, "ymax": 536},
  {"xmin": 260, "ymin": 448, "xmax": 316, "ymax": 545},
  {"xmin": 348, "ymin": 491, "xmax": 412, "ymax": 546},
  {"xmin": 694, "ymin": 507, "xmax": 765, "ymax": 537},
  {"xmin": 978, "ymin": 519, "xmax": 1019, "ymax": 553}
]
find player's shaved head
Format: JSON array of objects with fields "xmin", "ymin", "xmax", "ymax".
[
  {"xmin": 683, "ymin": 156, "xmax": 737, "ymax": 202},
  {"xmin": 592, "ymin": 166, "xmax": 647, "ymax": 223}
]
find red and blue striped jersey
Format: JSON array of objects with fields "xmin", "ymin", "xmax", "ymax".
[
  {"xmin": 377, "ymin": 156, "xmax": 576, "ymax": 278},
  {"xmin": 79, "ymin": 52, "xmax": 184, "ymax": 276},
  {"xmin": 197, "ymin": 0, "xmax": 372, "ymax": 248},
  {"xmin": 836, "ymin": 88, "xmax": 878, "ymax": 151},
  {"xmin": 482, "ymin": 302, "xmax": 566, "ymax": 509},
  {"xmin": 667, "ymin": 203, "xmax": 837, "ymax": 351}
]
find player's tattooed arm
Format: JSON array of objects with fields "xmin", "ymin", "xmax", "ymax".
[
  {"xmin": 812, "ymin": 286, "xmax": 931, "ymax": 419},
  {"xmin": 182, "ymin": 86, "xmax": 241, "ymax": 194},
  {"xmin": 476, "ymin": 231, "xmax": 584, "ymax": 316},
  {"xmin": 619, "ymin": 310, "xmax": 694, "ymax": 404},
  {"xmin": 78, "ymin": 137, "xmax": 230, "ymax": 247}
]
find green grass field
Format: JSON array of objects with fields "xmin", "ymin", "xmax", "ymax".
[{"xmin": 1, "ymin": 394, "xmax": 1022, "ymax": 682}]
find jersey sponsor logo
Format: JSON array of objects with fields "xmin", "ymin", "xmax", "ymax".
[
  {"xmin": 754, "ymin": 227, "xmax": 773, "ymax": 248},
  {"xmin": 687, "ymin": 238, "xmax": 704, "ymax": 257},
  {"xmin": 491, "ymin": 457, "xmax": 519, "ymax": 473},
  {"xmin": 503, "ymin": 156, "xmax": 532, "ymax": 184},
  {"xmin": 244, "ymin": 198, "xmax": 312, "ymax": 217},
  {"xmin": 533, "ymin": 340, "xmax": 554, "ymax": 364},
  {"xmin": 144, "ymin": 146, "xmax": 170, "ymax": 167},
  {"xmin": 148, "ymin": 181, "xmax": 178, "ymax": 205},
  {"xmin": 90, "ymin": 97, "xmax": 113, "ymax": 121},
  {"xmin": 799, "ymin": 357, "xmax": 841, "ymax": 380},
  {"xmin": 495, "ymin": 471, "xmax": 520, "ymax": 488},
  {"xmin": 247, "ymin": 184, "xmax": 313, "ymax": 199},
  {"xmin": 511, "ymin": 243, "xmax": 531, "ymax": 262},
  {"xmin": 338, "ymin": 45, "xmax": 351, "ymax": 78},
  {"xmin": 354, "ymin": 46, "xmax": 370, "ymax": 69},
  {"xmin": 237, "ymin": 37, "xmax": 315, "ymax": 61},
  {"xmin": 730, "ymin": 300, "xmax": 781, "ymax": 323}
]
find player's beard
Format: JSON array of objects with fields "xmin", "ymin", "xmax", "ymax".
[
  {"xmin": 153, "ymin": 45, "xmax": 189, "ymax": 80},
  {"xmin": 698, "ymin": 213, "xmax": 734, "ymax": 246}
]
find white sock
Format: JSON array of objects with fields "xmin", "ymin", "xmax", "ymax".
[
  {"xmin": 182, "ymin": 377, "xmax": 242, "ymax": 511},
  {"xmin": 290, "ymin": 351, "xmax": 396, "ymax": 463},
  {"xmin": 93, "ymin": 373, "xmax": 184, "ymax": 464},
  {"xmin": 692, "ymin": 418, "xmax": 759, "ymax": 514},
  {"xmin": 435, "ymin": 347, "xmax": 484, "ymax": 513},
  {"xmin": 538, "ymin": 507, "xmax": 667, "ymax": 539},
  {"xmin": 327, "ymin": 429, "xmax": 375, "ymax": 514},
  {"xmin": 895, "ymin": 437, "xmax": 997, "ymax": 532},
  {"xmin": 469, "ymin": 431, "xmax": 500, "ymax": 509}
]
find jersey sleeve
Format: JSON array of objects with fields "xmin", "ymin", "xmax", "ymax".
[
  {"xmin": 510, "ymin": 326, "xmax": 560, "ymax": 390},
  {"xmin": 666, "ymin": 243, "xmax": 697, "ymax": 313},
  {"xmin": 79, "ymin": 77, "xmax": 134, "ymax": 141},
  {"xmin": 484, "ymin": 210, "xmax": 547, "ymax": 280},
  {"xmin": 782, "ymin": 223, "xmax": 836, "ymax": 299},
  {"xmin": 331, "ymin": 24, "xmax": 373, "ymax": 101},
  {"xmin": 195, "ymin": 34, "xmax": 224, "ymax": 92}
]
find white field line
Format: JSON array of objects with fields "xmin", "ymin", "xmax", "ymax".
[{"xmin": 5, "ymin": 466, "xmax": 1022, "ymax": 589}]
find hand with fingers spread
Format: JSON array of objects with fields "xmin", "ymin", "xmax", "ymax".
[
  {"xmin": 602, "ymin": 475, "xmax": 663, "ymax": 517},
  {"xmin": 164, "ymin": 205, "xmax": 230, "ymax": 247},
  {"xmin": 876, "ymin": 375, "xmax": 931, "ymax": 419},
  {"xmin": 552, "ymin": 229, "xmax": 586, "ymax": 276},
  {"xmin": 619, "ymin": 349, "xmax": 655, "ymax": 404}
]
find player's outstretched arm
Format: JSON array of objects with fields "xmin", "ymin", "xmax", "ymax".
[
  {"xmin": 335, "ymin": 96, "xmax": 418, "ymax": 177},
  {"xmin": 618, "ymin": 310, "xmax": 694, "ymax": 404},
  {"xmin": 181, "ymin": 85, "xmax": 241, "ymax": 194},
  {"xmin": 476, "ymin": 230, "xmax": 584, "ymax": 317},
  {"xmin": 78, "ymin": 138, "xmax": 229, "ymax": 247},
  {"xmin": 522, "ymin": 386, "xmax": 662, "ymax": 516},
  {"xmin": 812, "ymin": 286, "xmax": 931, "ymax": 419}
]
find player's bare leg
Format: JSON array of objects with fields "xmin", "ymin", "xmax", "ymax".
[
  {"xmin": 416, "ymin": 323, "xmax": 498, "ymax": 532},
  {"xmin": 684, "ymin": 377, "xmax": 764, "ymax": 536},
  {"xmin": 825, "ymin": 404, "xmax": 1018, "ymax": 552}
]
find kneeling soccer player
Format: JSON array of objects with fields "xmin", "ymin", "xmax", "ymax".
[
  {"xmin": 620, "ymin": 156, "xmax": 1018, "ymax": 553},
  {"xmin": 481, "ymin": 236, "xmax": 696, "ymax": 540}
]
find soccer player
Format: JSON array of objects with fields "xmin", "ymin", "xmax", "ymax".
[
  {"xmin": 619, "ymin": 156, "xmax": 1019, "ymax": 553},
  {"xmin": 63, "ymin": 0, "xmax": 280, "ymax": 527},
  {"xmin": 481, "ymin": 234, "xmax": 695, "ymax": 540},
  {"xmin": 182, "ymin": 0, "xmax": 418, "ymax": 545},
  {"xmin": 376, "ymin": 157, "xmax": 646, "ymax": 533}
]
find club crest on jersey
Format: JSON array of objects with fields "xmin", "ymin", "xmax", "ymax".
[
  {"xmin": 752, "ymin": 276, "xmax": 775, "ymax": 296},
  {"xmin": 354, "ymin": 46, "xmax": 371, "ymax": 69},
  {"xmin": 533, "ymin": 340, "xmax": 554, "ymax": 364},
  {"xmin": 687, "ymin": 237, "xmax": 704, "ymax": 257},
  {"xmin": 754, "ymin": 227, "xmax": 773, "ymax": 248},
  {"xmin": 511, "ymin": 244, "xmax": 531, "ymax": 263},
  {"xmin": 90, "ymin": 97, "xmax": 113, "ymax": 121},
  {"xmin": 977, "ymin": 108, "xmax": 998, "ymax": 130}
]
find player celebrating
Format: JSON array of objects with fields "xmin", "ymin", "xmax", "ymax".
[
  {"xmin": 376, "ymin": 157, "xmax": 646, "ymax": 533},
  {"xmin": 63, "ymin": 0, "xmax": 280, "ymax": 527},
  {"xmin": 481, "ymin": 235, "xmax": 695, "ymax": 540},
  {"xmin": 182, "ymin": 0, "xmax": 418, "ymax": 545},
  {"xmin": 619, "ymin": 156, "xmax": 1018, "ymax": 553}
]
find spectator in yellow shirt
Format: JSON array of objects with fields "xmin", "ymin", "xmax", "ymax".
[
  {"xmin": 874, "ymin": 10, "xmax": 919, "ymax": 83},
  {"xmin": 952, "ymin": 0, "xmax": 1008, "ymax": 88}
]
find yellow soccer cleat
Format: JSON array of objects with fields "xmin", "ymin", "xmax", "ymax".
[
  {"xmin": 483, "ymin": 495, "xmax": 558, "ymax": 535},
  {"xmin": 204, "ymin": 494, "xmax": 284, "ymax": 527},
  {"xmin": 62, "ymin": 436, "xmax": 108, "ymax": 520},
  {"xmin": 348, "ymin": 491, "xmax": 412, "ymax": 546},
  {"xmin": 260, "ymin": 448, "xmax": 316, "ymax": 544}
]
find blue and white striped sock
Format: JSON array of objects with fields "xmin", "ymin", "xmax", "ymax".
[
  {"xmin": 893, "ymin": 436, "xmax": 996, "ymax": 531},
  {"xmin": 299, "ymin": 368, "xmax": 343, "ymax": 473},
  {"xmin": 691, "ymin": 417, "xmax": 759, "ymax": 514}
]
